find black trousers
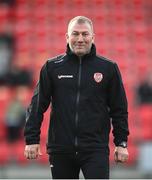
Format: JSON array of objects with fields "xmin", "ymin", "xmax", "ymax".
[{"xmin": 49, "ymin": 151, "xmax": 109, "ymax": 179}]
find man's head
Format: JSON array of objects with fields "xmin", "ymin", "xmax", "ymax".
[{"xmin": 66, "ymin": 16, "xmax": 95, "ymax": 57}]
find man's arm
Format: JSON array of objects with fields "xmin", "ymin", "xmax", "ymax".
[
  {"xmin": 24, "ymin": 61, "xmax": 52, "ymax": 159},
  {"xmin": 107, "ymin": 63, "xmax": 129, "ymax": 163}
]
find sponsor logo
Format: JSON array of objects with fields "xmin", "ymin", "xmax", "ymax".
[
  {"xmin": 58, "ymin": 75, "xmax": 73, "ymax": 79},
  {"xmin": 94, "ymin": 72, "xmax": 103, "ymax": 83}
]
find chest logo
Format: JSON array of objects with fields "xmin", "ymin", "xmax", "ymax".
[
  {"xmin": 58, "ymin": 75, "xmax": 73, "ymax": 79},
  {"xmin": 94, "ymin": 73, "xmax": 103, "ymax": 83}
]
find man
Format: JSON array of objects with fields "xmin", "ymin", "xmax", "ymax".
[{"xmin": 24, "ymin": 16, "xmax": 129, "ymax": 179}]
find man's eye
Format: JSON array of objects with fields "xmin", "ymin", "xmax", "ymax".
[
  {"xmin": 83, "ymin": 33, "xmax": 89, "ymax": 36},
  {"xmin": 72, "ymin": 32, "xmax": 79, "ymax": 36}
]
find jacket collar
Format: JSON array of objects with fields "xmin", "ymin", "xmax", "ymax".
[{"xmin": 66, "ymin": 43, "xmax": 96, "ymax": 60}]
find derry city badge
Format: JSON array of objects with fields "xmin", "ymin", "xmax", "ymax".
[{"xmin": 94, "ymin": 73, "xmax": 103, "ymax": 83}]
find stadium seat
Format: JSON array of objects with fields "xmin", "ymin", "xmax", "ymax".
[
  {"xmin": 0, "ymin": 6, "xmax": 9, "ymax": 21},
  {"xmin": 0, "ymin": 87, "xmax": 11, "ymax": 120},
  {"xmin": 13, "ymin": 140, "xmax": 28, "ymax": 164},
  {"xmin": 15, "ymin": 6, "xmax": 30, "ymax": 21},
  {"xmin": 16, "ymin": 0, "xmax": 27, "ymax": 6},
  {"xmin": 0, "ymin": 122, "xmax": 6, "ymax": 141},
  {"xmin": 0, "ymin": 141, "xmax": 10, "ymax": 165},
  {"xmin": 133, "ymin": 0, "xmax": 143, "ymax": 6}
]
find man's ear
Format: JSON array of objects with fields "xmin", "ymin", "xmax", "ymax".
[
  {"xmin": 92, "ymin": 33, "xmax": 95, "ymax": 43},
  {"xmin": 65, "ymin": 33, "xmax": 69, "ymax": 43}
]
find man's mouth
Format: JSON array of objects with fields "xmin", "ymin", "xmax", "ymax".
[{"xmin": 76, "ymin": 45, "xmax": 84, "ymax": 48}]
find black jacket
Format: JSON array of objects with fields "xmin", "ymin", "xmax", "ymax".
[{"xmin": 24, "ymin": 44, "xmax": 129, "ymax": 154}]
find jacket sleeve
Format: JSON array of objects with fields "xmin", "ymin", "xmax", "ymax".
[
  {"xmin": 107, "ymin": 63, "xmax": 129, "ymax": 146},
  {"xmin": 24, "ymin": 61, "xmax": 52, "ymax": 145}
]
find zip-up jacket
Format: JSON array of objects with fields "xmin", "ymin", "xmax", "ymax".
[{"xmin": 24, "ymin": 44, "xmax": 129, "ymax": 154}]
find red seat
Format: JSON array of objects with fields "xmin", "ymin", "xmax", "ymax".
[
  {"xmin": 14, "ymin": 140, "xmax": 28, "ymax": 164},
  {"xmin": 15, "ymin": 6, "xmax": 30, "ymax": 21},
  {"xmin": 0, "ymin": 122, "xmax": 6, "ymax": 140},
  {"xmin": 133, "ymin": 0, "xmax": 143, "ymax": 6},
  {"xmin": 16, "ymin": 0, "xmax": 27, "ymax": 6},
  {"xmin": 55, "ymin": 0, "xmax": 66, "ymax": 6},
  {"xmin": 0, "ymin": 141, "xmax": 10, "ymax": 165},
  {"xmin": 36, "ymin": 0, "xmax": 49, "ymax": 6},
  {"xmin": 0, "ymin": 87, "xmax": 12, "ymax": 120},
  {"xmin": 34, "ymin": 10, "xmax": 47, "ymax": 22},
  {"xmin": 0, "ymin": 6, "xmax": 9, "ymax": 21},
  {"xmin": 134, "ymin": 25, "xmax": 147, "ymax": 38}
]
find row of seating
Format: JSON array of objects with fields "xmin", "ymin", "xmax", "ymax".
[
  {"xmin": 14, "ymin": 0, "xmax": 149, "ymax": 9},
  {"xmin": 13, "ymin": 9, "xmax": 147, "ymax": 18},
  {"xmin": 0, "ymin": 5, "xmax": 149, "ymax": 21},
  {"xmin": 12, "ymin": 26, "xmax": 150, "ymax": 36}
]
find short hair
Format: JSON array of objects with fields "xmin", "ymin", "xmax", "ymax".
[{"xmin": 67, "ymin": 16, "xmax": 94, "ymax": 34}]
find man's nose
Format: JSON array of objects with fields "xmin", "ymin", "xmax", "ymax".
[{"xmin": 77, "ymin": 34, "xmax": 84, "ymax": 42}]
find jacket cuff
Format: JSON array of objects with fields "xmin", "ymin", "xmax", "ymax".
[
  {"xmin": 25, "ymin": 140, "xmax": 40, "ymax": 145},
  {"xmin": 114, "ymin": 137, "xmax": 128, "ymax": 146}
]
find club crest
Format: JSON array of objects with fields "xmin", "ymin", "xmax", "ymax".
[{"xmin": 94, "ymin": 73, "xmax": 103, "ymax": 83}]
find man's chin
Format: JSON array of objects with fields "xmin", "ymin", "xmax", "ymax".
[{"xmin": 74, "ymin": 50, "xmax": 86, "ymax": 57}]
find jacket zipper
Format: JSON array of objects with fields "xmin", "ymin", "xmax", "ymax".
[{"xmin": 75, "ymin": 57, "xmax": 82, "ymax": 148}]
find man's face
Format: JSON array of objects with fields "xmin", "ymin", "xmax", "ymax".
[{"xmin": 66, "ymin": 21, "xmax": 94, "ymax": 57}]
